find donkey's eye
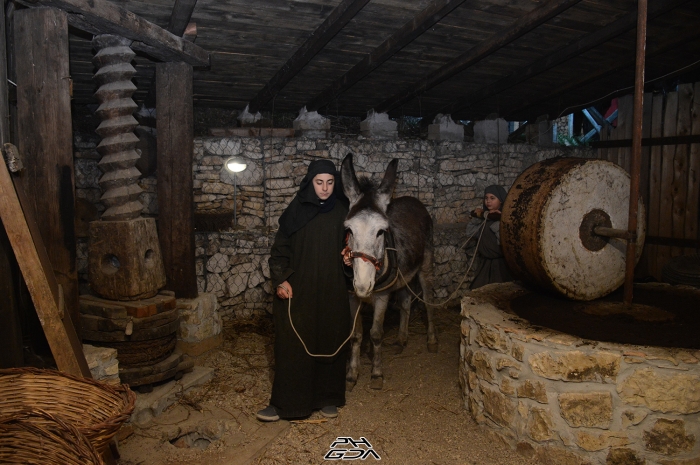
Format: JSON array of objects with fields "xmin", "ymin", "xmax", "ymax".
[{"xmin": 376, "ymin": 230, "xmax": 385, "ymax": 237}]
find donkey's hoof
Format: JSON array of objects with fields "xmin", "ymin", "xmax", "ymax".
[
  {"xmin": 346, "ymin": 378, "xmax": 357, "ymax": 392},
  {"xmin": 369, "ymin": 376, "xmax": 384, "ymax": 390},
  {"xmin": 392, "ymin": 342, "xmax": 405, "ymax": 355},
  {"xmin": 427, "ymin": 342, "xmax": 439, "ymax": 353}
]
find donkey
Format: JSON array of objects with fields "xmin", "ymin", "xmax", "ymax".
[{"xmin": 341, "ymin": 153, "xmax": 437, "ymax": 390}]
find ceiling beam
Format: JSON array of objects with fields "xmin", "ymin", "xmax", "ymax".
[
  {"xmin": 247, "ymin": 0, "xmax": 371, "ymax": 113},
  {"xmin": 167, "ymin": 0, "xmax": 198, "ymax": 37},
  {"xmin": 374, "ymin": 0, "xmax": 584, "ymax": 114},
  {"xmin": 429, "ymin": 0, "xmax": 690, "ymax": 121},
  {"xmin": 305, "ymin": 0, "xmax": 467, "ymax": 112},
  {"xmin": 16, "ymin": 0, "xmax": 209, "ymax": 67},
  {"xmin": 494, "ymin": 26, "xmax": 700, "ymax": 123},
  {"xmin": 143, "ymin": 0, "xmax": 199, "ymax": 106}
]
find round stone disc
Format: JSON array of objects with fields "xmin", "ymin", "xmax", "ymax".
[{"xmin": 502, "ymin": 158, "xmax": 645, "ymax": 301}]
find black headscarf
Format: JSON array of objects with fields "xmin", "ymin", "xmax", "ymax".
[
  {"xmin": 483, "ymin": 184, "xmax": 507, "ymax": 210},
  {"xmin": 278, "ymin": 159, "xmax": 348, "ymax": 237}
]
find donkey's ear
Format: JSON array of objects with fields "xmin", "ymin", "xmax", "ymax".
[
  {"xmin": 341, "ymin": 153, "xmax": 361, "ymax": 205},
  {"xmin": 377, "ymin": 158, "xmax": 398, "ymax": 209}
]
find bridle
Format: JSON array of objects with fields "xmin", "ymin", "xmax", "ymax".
[
  {"xmin": 342, "ymin": 230, "xmax": 399, "ymax": 293},
  {"xmin": 342, "ymin": 231, "xmax": 383, "ymax": 271}
]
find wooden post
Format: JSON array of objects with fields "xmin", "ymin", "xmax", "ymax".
[
  {"xmin": 0, "ymin": 0, "xmax": 24, "ymax": 368},
  {"xmin": 156, "ymin": 62, "xmax": 198, "ymax": 298},
  {"xmin": 0, "ymin": 150, "xmax": 90, "ymax": 376},
  {"xmin": 14, "ymin": 8, "xmax": 80, "ymax": 333},
  {"xmin": 623, "ymin": 0, "xmax": 647, "ymax": 305}
]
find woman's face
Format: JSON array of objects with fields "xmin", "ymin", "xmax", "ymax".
[
  {"xmin": 313, "ymin": 173, "xmax": 335, "ymax": 200},
  {"xmin": 484, "ymin": 193, "xmax": 501, "ymax": 212}
]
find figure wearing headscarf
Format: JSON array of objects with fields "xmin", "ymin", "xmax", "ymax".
[
  {"xmin": 257, "ymin": 160, "xmax": 351, "ymax": 421},
  {"xmin": 466, "ymin": 184, "xmax": 513, "ymax": 289}
]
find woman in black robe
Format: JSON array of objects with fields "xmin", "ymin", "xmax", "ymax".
[
  {"xmin": 466, "ymin": 184, "xmax": 513, "ymax": 289},
  {"xmin": 257, "ymin": 159, "xmax": 351, "ymax": 421}
]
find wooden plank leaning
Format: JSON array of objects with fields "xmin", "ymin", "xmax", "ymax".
[{"xmin": 0, "ymin": 143, "xmax": 90, "ymax": 377}]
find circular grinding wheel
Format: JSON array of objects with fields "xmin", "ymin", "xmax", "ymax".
[{"xmin": 501, "ymin": 157, "xmax": 645, "ymax": 301}]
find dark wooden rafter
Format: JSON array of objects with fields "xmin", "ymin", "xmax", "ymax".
[
  {"xmin": 15, "ymin": 0, "xmax": 209, "ymax": 67},
  {"xmin": 247, "ymin": 0, "xmax": 371, "ymax": 114},
  {"xmin": 305, "ymin": 0, "xmax": 468, "ymax": 112},
  {"xmin": 496, "ymin": 25, "xmax": 700, "ymax": 123},
  {"xmin": 167, "ymin": 0, "xmax": 198, "ymax": 37},
  {"xmin": 144, "ymin": 0, "xmax": 199, "ymax": 106},
  {"xmin": 430, "ymin": 0, "xmax": 690, "ymax": 121},
  {"xmin": 374, "ymin": 0, "xmax": 585, "ymax": 114}
]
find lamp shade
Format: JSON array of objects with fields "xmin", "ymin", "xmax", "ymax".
[{"xmin": 225, "ymin": 157, "xmax": 247, "ymax": 173}]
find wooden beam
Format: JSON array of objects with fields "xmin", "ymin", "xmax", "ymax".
[
  {"xmin": 144, "ymin": 0, "xmax": 198, "ymax": 107},
  {"xmin": 645, "ymin": 235, "xmax": 700, "ymax": 248},
  {"xmin": 306, "ymin": 0, "xmax": 467, "ymax": 112},
  {"xmin": 590, "ymin": 134, "xmax": 700, "ymax": 148},
  {"xmin": 495, "ymin": 26, "xmax": 700, "ymax": 124},
  {"xmin": 14, "ymin": 7, "xmax": 81, "ymax": 339},
  {"xmin": 0, "ymin": 148, "xmax": 90, "ymax": 377},
  {"xmin": 432, "ymin": 0, "xmax": 690, "ymax": 121},
  {"xmin": 374, "ymin": 0, "xmax": 584, "ymax": 114},
  {"xmin": 156, "ymin": 62, "xmax": 198, "ymax": 299},
  {"xmin": 0, "ymin": 3, "xmax": 23, "ymax": 369},
  {"xmin": 167, "ymin": 0, "xmax": 198, "ymax": 37},
  {"xmin": 16, "ymin": 0, "xmax": 209, "ymax": 67},
  {"xmin": 248, "ymin": 0, "xmax": 371, "ymax": 113}
]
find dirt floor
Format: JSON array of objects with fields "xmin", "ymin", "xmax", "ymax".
[{"xmin": 116, "ymin": 303, "xmax": 536, "ymax": 465}]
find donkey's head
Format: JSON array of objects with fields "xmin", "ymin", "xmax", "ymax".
[{"xmin": 341, "ymin": 153, "xmax": 398, "ymax": 298}]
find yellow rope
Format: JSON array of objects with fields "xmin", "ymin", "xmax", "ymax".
[
  {"xmin": 388, "ymin": 217, "xmax": 488, "ymax": 308},
  {"xmin": 285, "ymin": 292, "xmax": 362, "ymax": 358},
  {"xmin": 283, "ymin": 217, "xmax": 487, "ymax": 355}
]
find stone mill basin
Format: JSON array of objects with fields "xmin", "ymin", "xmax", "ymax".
[{"xmin": 459, "ymin": 282, "xmax": 700, "ymax": 465}]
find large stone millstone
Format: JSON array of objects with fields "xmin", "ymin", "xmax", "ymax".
[{"xmin": 501, "ymin": 157, "xmax": 645, "ymax": 301}]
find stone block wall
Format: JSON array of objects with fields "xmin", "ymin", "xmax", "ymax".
[
  {"xmin": 74, "ymin": 133, "xmax": 593, "ymax": 318},
  {"xmin": 460, "ymin": 283, "xmax": 700, "ymax": 465},
  {"xmin": 83, "ymin": 343, "xmax": 120, "ymax": 385}
]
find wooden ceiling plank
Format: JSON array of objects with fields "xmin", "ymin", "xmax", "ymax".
[
  {"xmin": 493, "ymin": 24, "xmax": 700, "ymax": 122},
  {"xmin": 432, "ymin": 0, "xmax": 690, "ymax": 120},
  {"xmin": 16, "ymin": 0, "xmax": 209, "ymax": 66},
  {"xmin": 247, "ymin": 0, "xmax": 371, "ymax": 113},
  {"xmin": 305, "ymin": 0, "xmax": 467, "ymax": 112},
  {"xmin": 373, "ymin": 0, "xmax": 585, "ymax": 114}
]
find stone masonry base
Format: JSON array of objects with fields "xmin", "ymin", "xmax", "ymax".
[{"xmin": 460, "ymin": 283, "xmax": 700, "ymax": 465}]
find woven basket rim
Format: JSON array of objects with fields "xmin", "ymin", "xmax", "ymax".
[
  {"xmin": 0, "ymin": 367, "xmax": 136, "ymax": 452},
  {"xmin": 0, "ymin": 408, "xmax": 105, "ymax": 465}
]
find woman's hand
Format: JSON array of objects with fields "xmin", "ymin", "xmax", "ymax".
[
  {"xmin": 341, "ymin": 246, "xmax": 353, "ymax": 267},
  {"xmin": 277, "ymin": 281, "xmax": 293, "ymax": 299},
  {"xmin": 471, "ymin": 207, "xmax": 484, "ymax": 218}
]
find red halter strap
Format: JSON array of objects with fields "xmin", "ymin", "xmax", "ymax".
[{"xmin": 342, "ymin": 232, "xmax": 383, "ymax": 271}]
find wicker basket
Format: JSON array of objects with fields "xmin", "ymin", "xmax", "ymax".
[
  {"xmin": 0, "ymin": 409, "xmax": 104, "ymax": 465},
  {"xmin": 0, "ymin": 367, "xmax": 136, "ymax": 454}
]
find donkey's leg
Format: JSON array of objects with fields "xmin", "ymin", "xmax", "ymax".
[
  {"xmin": 418, "ymin": 255, "xmax": 438, "ymax": 353},
  {"xmin": 346, "ymin": 294, "xmax": 363, "ymax": 392},
  {"xmin": 396, "ymin": 287, "xmax": 411, "ymax": 353},
  {"xmin": 369, "ymin": 293, "xmax": 390, "ymax": 390}
]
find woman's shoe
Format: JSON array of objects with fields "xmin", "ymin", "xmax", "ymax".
[
  {"xmin": 320, "ymin": 405, "xmax": 338, "ymax": 418},
  {"xmin": 256, "ymin": 405, "xmax": 280, "ymax": 422}
]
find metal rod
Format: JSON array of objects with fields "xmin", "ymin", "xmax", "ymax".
[
  {"xmin": 624, "ymin": 0, "xmax": 648, "ymax": 305},
  {"xmin": 593, "ymin": 226, "xmax": 634, "ymax": 240},
  {"xmin": 233, "ymin": 173, "xmax": 237, "ymax": 228}
]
